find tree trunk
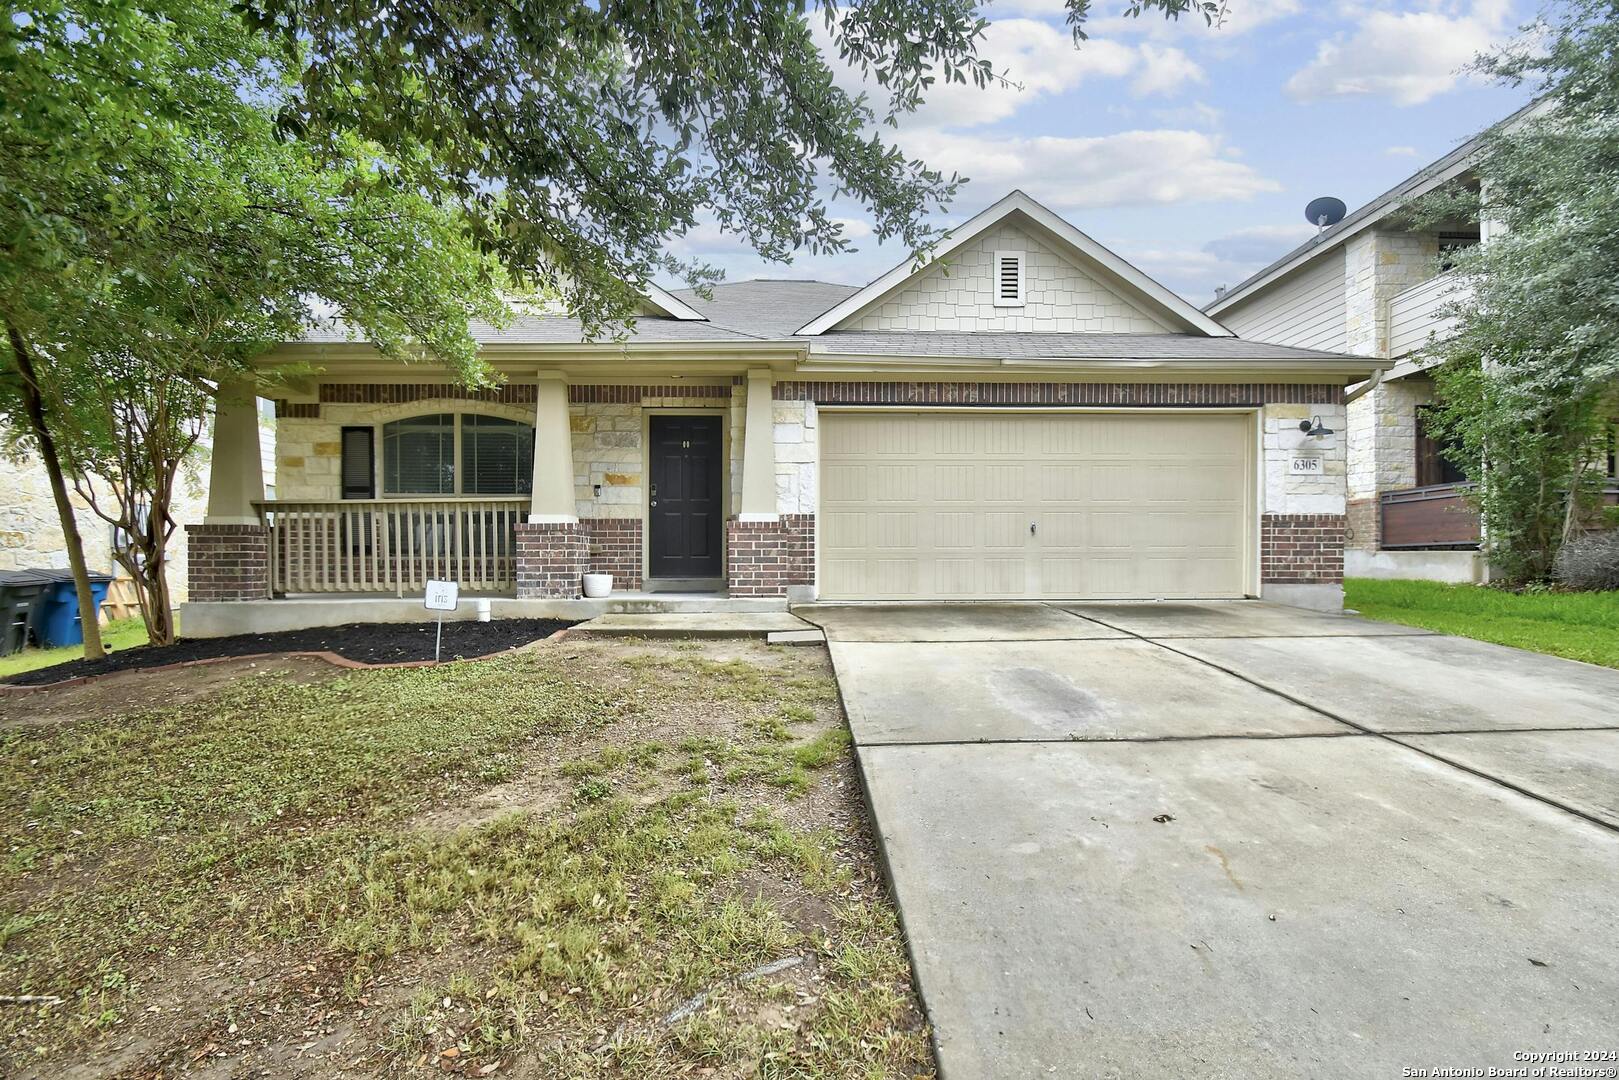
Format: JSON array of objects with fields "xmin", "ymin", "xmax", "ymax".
[{"xmin": 6, "ymin": 323, "xmax": 106, "ymax": 659}]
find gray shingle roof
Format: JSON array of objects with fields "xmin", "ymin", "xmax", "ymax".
[
  {"xmin": 296, "ymin": 279, "xmax": 1369, "ymax": 363},
  {"xmin": 809, "ymin": 331, "xmax": 1361, "ymax": 362},
  {"xmin": 671, "ymin": 279, "xmax": 860, "ymax": 338}
]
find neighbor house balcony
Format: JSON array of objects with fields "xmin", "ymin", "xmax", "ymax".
[
  {"xmin": 257, "ymin": 498, "xmax": 528, "ymax": 595},
  {"xmin": 1379, "ymin": 483, "xmax": 1480, "ymax": 549},
  {"xmin": 1387, "ymin": 272, "xmax": 1469, "ymax": 359}
]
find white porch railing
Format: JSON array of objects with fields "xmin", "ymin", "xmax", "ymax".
[
  {"xmin": 1388, "ymin": 272, "xmax": 1469, "ymax": 358},
  {"xmin": 257, "ymin": 499, "xmax": 528, "ymax": 594}
]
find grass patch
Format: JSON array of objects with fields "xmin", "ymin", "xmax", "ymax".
[
  {"xmin": 0, "ymin": 640, "xmax": 932, "ymax": 1078},
  {"xmin": 0, "ymin": 616, "xmax": 152, "ymax": 680},
  {"xmin": 1346, "ymin": 578, "xmax": 1619, "ymax": 668}
]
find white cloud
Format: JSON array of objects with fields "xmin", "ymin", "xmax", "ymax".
[
  {"xmin": 895, "ymin": 128, "xmax": 1280, "ymax": 209},
  {"xmin": 830, "ymin": 217, "xmax": 874, "ymax": 241},
  {"xmin": 1132, "ymin": 44, "xmax": 1206, "ymax": 97},
  {"xmin": 816, "ymin": 15, "xmax": 1214, "ymax": 134},
  {"xmin": 1384, "ymin": 145, "xmax": 1420, "ymax": 157},
  {"xmin": 903, "ymin": 19, "xmax": 1140, "ymax": 128},
  {"xmin": 1284, "ymin": 0, "xmax": 1512, "ymax": 106}
]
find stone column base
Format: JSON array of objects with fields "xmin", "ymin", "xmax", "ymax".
[
  {"xmin": 515, "ymin": 522, "xmax": 589, "ymax": 599},
  {"xmin": 187, "ymin": 524, "xmax": 270, "ymax": 601},
  {"xmin": 1260, "ymin": 513, "xmax": 1346, "ymax": 613},
  {"xmin": 726, "ymin": 514, "xmax": 815, "ymax": 597}
]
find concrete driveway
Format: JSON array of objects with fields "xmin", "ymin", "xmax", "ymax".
[{"xmin": 796, "ymin": 601, "xmax": 1619, "ymax": 1079}]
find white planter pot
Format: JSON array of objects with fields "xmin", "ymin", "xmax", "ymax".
[{"xmin": 582, "ymin": 572, "xmax": 614, "ymax": 599}]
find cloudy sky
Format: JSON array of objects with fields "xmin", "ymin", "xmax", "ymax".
[{"xmin": 666, "ymin": 0, "xmax": 1536, "ymax": 308}]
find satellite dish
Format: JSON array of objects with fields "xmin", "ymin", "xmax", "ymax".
[{"xmin": 1305, "ymin": 196, "xmax": 1347, "ymax": 229}]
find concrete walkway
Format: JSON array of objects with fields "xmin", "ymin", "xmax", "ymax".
[{"xmin": 796, "ymin": 601, "xmax": 1619, "ymax": 1078}]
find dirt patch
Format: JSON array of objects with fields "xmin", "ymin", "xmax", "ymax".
[
  {"xmin": 2, "ymin": 619, "xmax": 574, "ymax": 688},
  {"xmin": 0, "ymin": 655, "xmax": 341, "ymax": 729}
]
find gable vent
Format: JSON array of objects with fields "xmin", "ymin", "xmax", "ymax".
[{"xmin": 992, "ymin": 250, "xmax": 1025, "ymax": 308}]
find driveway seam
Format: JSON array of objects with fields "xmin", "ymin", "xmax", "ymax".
[
  {"xmin": 1058, "ymin": 604, "xmax": 1619, "ymax": 837},
  {"xmin": 854, "ymin": 724, "xmax": 1619, "ymax": 749}
]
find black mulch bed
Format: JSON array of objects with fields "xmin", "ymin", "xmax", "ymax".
[{"xmin": 3, "ymin": 618, "xmax": 575, "ymax": 688}]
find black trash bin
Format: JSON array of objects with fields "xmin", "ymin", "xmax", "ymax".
[{"xmin": 0, "ymin": 569, "xmax": 55, "ymax": 656}]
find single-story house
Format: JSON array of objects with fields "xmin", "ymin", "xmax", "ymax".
[{"xmin": 184, "ymin": 190, "xmax": 1386, "ymax": 635}]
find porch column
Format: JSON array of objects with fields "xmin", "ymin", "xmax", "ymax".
[
  {"xmin": 192, "ymin": 376, "xmax": 270, "ymax": 603},
  {"xmin": 739, "ymin": 368, "xmax": 778, "ymax": 522},
  {"xmin": 205, "ymin": 377, "xmax": 265, "ymax": 525},
  {"xmin": 529, "ymin": 371, "xmax": 577, "ymax": 523}
]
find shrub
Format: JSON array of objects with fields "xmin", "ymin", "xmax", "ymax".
[{"xmin": 1552, "ymin": 531, "xmax": 1619, "ymax": 591}]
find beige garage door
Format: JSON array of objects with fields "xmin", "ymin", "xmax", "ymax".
[{"xmin": 819, "ymin": 411, "xmax": 1253, "ymax": 600}]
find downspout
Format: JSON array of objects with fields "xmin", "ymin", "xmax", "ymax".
[{"xmin": 1344, "ymin": 367, "xmax": 1383, "ymax": 404}]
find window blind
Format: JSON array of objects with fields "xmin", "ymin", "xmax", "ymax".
[
  {"xmin": 461, "ymin": 415, "xmax": 534, "ymax": 495},
  {"xmin": 383, "ymin": 414, "xmax": 455, "ymax": 495}
]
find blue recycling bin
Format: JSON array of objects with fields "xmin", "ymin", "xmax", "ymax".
[{"xmin": 32, "ymin": 572, "xmax": 114, "ymax": 648}]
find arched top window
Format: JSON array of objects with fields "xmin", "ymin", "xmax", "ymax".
[{"xmin": 378, "ymin": 413, "xmax": 534, "ymax": 497}]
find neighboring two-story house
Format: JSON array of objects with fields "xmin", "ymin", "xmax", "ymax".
[
  {"xmin": 1202, "ymin": 100, "xmax": 1619, "ymax": 585},
  {"xmin": 1203, "ymin": 117, "xmax": 1524, "ymax": 584}
]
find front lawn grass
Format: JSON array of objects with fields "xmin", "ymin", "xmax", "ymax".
[
  {"xmin": 0, "ymin": 640, "xmax": 932, "ymax": 1078},
  {"xmin": 0, "ymin": 616, "xmax": 151, "ymax": 680},
  {"xmin": 1345, "ymin": 578, "xmax": 1619, "ymax": 668}
]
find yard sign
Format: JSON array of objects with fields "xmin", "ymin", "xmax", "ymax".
[{"xmin": 424, "ymin": 580, "xmax": 459, "ymax": 662}]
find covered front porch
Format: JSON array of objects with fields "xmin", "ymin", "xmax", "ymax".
[{"xmin": 186, "ymin": 364, "xmax": 813, "ymax": 635}]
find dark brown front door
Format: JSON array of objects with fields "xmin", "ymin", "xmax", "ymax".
[{"xmin": 648, "ymin": 415, "xmax": 723, "ymax": 578}]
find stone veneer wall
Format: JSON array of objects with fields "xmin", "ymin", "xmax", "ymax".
[
  {"xmin": 276, "ymin": 384, "xmax": 744, "ymax": 521},
  {"xmin": 1344, "ymin": 378, "xmax": 1433, "ymax": 552},
  {"xmin": 1344, "ymin": 230, "xmax": 1439, "ymax": 359},
  {"xmin": 726, "ymin": 515, "xmax": 815, "ymax": 597},
  {"xmin": 844, "ymin": 221, "xmax": 1173, "ymax": 334},
  {"xmin": 5, "ymin": 424, "xmax": 217, "ymax": 603},
  {"xmin": 187, "ymin": 524, "xmax": 270, "ymax": 601}
]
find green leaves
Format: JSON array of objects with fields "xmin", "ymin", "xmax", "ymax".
[{"xmin": 1412, "ymin": 0, "xmax": 1619, "ymax": 583}]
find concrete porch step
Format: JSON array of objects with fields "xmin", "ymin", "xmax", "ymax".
[
  {"xmin": 571, "ymin": 612, "xmax": 818, "ymax": 639},
  {"xmin": 181, "ymin": 594, "xmax": 788, "ymax": 638}
]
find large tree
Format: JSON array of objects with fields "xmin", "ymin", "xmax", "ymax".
[
  {"xmin": 1, "ymin": 0, "xmax": 506, "ymax": 652},
  {"xmin": 246, "ymin": 0, "xmax": 1223, "ymax": 332},
  {"xmin": 1416, "ymin": 0, "xmax": 1619, "ymax": 583}
]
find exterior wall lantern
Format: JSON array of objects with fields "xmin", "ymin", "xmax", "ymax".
[{"xmin": 1298, "ymin": 416, "xmax": 1335, "ymax": 438}]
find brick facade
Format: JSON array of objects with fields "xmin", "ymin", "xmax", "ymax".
[
  {"xmin": 1261, "ymin": 513, "xmax": 1347, "ymax": 584},
  {"xmin": 514, "ymin": 522, "xmax": 589, "ymax": 599},
  {"xmin": 777, "ymin": 381, "xmax": 1344, "ymax": 406},
  {"xmin": 581, "ymin": 517, "xmax": 643, "ymax": 591},
  {"xmin": 187, "ymin": 524, "xmax": 270, "ymax": 601},
  {"xmin": 726, "ymin": 515, "xmax": 815, "ymax": 597}
]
